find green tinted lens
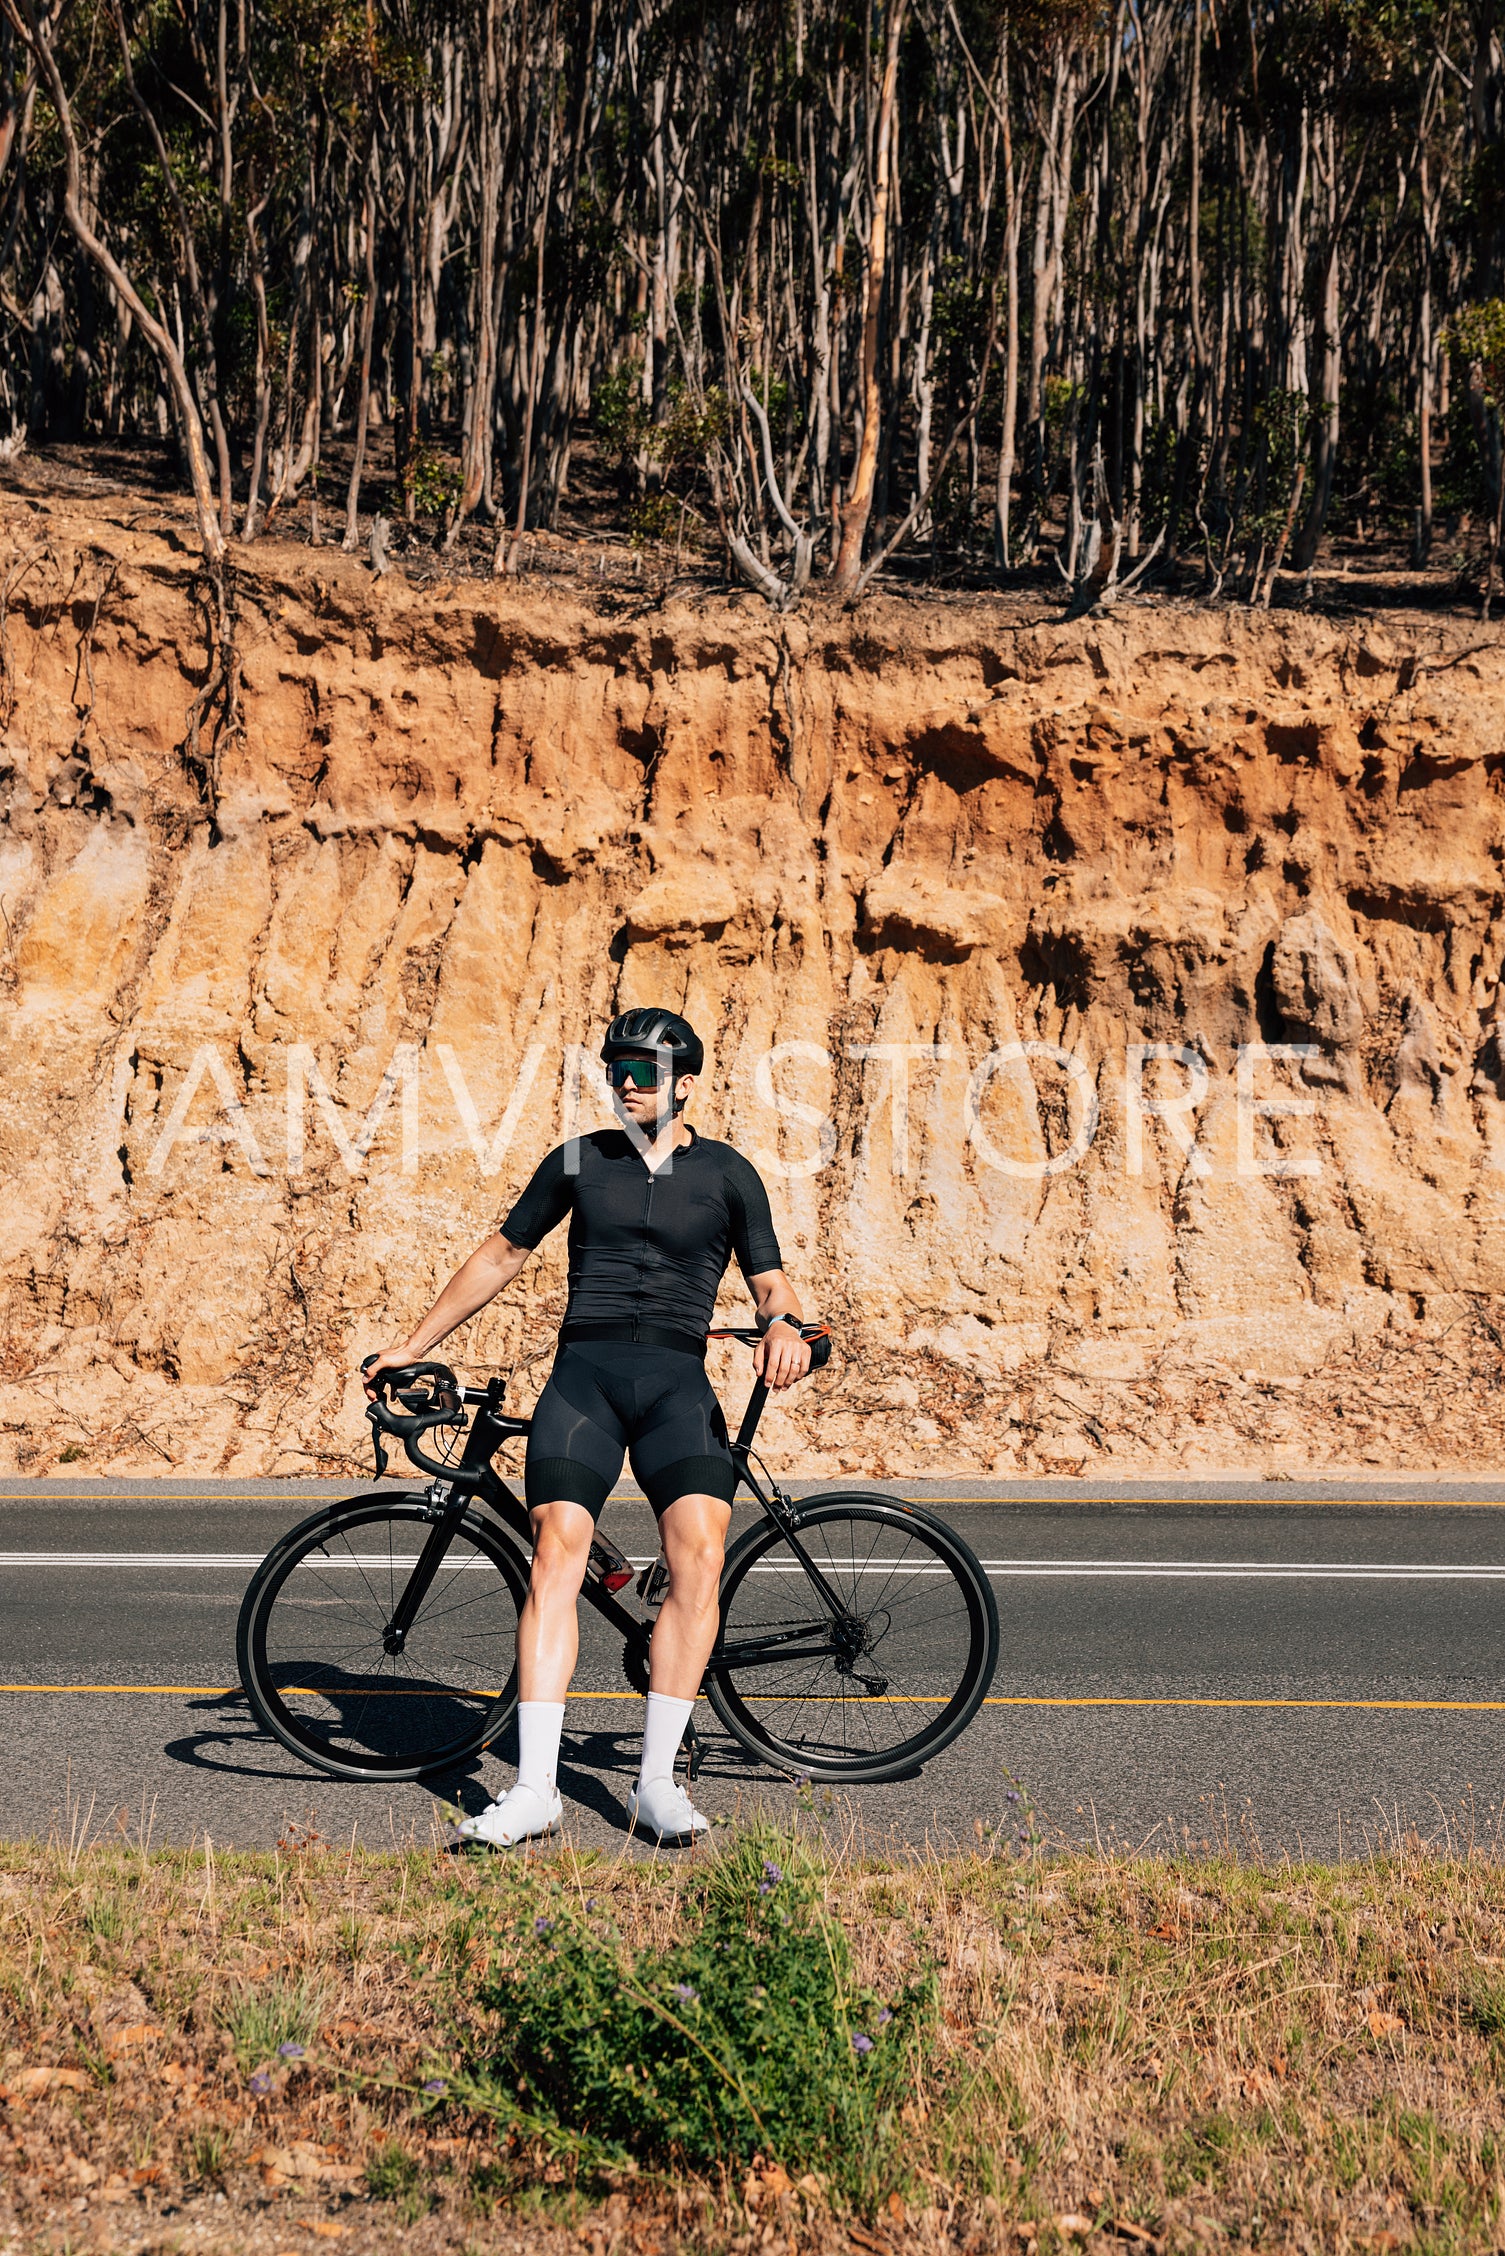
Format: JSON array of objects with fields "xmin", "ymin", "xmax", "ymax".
[{"xmin": 610, "ymin": 1056, "xmax": 660, "ymax": 1089}]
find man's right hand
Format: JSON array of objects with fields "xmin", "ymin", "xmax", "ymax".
[{"xmin": 362, "ymin": 1345, "xmax": 422, "ymax": 1398}]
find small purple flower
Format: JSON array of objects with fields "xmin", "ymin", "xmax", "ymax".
[
  {"xmin": 277, "ymin": 2042, "xmax": 306, "ymax": 2060},
  {"xmin": 249, "ymin": 2071, "xmax": 273, "ymax": 2095},
  {"xmin": 851, "ymin": 2032, "xmax": 874, "ymax": 2055},
  {"xmin": 423, "ymin": 2078, "xmax": 448, "ymax": 2097},
  {"xmin": 534, "ymin": 1916, "xmax": 553, "ymax": 1937},
  {"xmin": 1005, "ymin": 1790, "xmax": 1021, "ymax": 1804},
  {"xmin": 673, "ymin": 1983, "xmax": 699, "ymax": 2005},
  {"xmin": 876, "ymin": 2007, "xmax": 892, "ymax": 2026}
]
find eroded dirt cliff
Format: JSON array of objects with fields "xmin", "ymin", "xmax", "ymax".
[{"xmin": 3, "ymin": 490, "xmax": 1504, "ymax": 1477}]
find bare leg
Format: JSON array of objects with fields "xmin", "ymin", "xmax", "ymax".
[
  {"xmin": 629, "ymin": 1491, "xmax": 730, "ymax": 1839},
  {"xmin": 517, "ymin": 1498, "xmax": 595, "ymax": 1702},
  {"xmin": 649, "ymin": 1491, "xmax": 732, "ymax": 1696},
  {"xmin": 456, "ymin": 1498, "xmax": 595, "ymax": 1847}
]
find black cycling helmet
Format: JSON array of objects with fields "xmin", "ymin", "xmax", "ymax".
[{"xmin": 600, "ymin": 1005, "xmax": 704, "ymax": 1077}]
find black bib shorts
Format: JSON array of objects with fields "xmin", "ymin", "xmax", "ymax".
[{"xmin": 524, "ymin": 1339, "xmax": 736, "ymax": 1518}]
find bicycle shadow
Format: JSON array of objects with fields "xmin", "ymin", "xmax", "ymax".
[
  {"xmin": 161, "ymin": 1690, "xmax": 848, "ymax": 1837},
  {"xmin": 162, "ymin": 1684, "xmax": 494, "ymax": 1801}
]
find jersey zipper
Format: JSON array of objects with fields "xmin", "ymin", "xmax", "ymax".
[{"xmin": 636, "ymin": 1162, "xmax": 654, "ymax": 1339}]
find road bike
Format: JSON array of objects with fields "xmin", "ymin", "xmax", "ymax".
[{"xmin": 236, "ymin": 1331, "xmax": 999, "ymax": 1786}]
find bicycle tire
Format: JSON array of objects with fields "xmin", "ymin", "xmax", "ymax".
[
  {"xmin": 237, "ymin": 1492, "xmax": 528, "ymax": 1782},
  {"xmin": 705, "ymin": 1492, "xmax": 999, "ymax": 1782}
]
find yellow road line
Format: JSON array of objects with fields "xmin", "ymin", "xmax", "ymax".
[
  {"xmin": 3, "ymin": 1685, "xmax": 1504, "ymax": 1714},
  {"xmin": 0, "ymin": 1682, "xmax": 639, "ymax": 1699},
  {"xmin": 982, "ymin": 1694, "xmax": 1505, "ymax": 1711},
  {"xmin": 1, "ymin": 1683, "xmax": 241, "ymax": 1695}
]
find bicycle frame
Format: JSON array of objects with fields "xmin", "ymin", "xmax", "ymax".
[{"xmin": 368, "ymin": 1362, "xmax": 867, "ymax": 1680}]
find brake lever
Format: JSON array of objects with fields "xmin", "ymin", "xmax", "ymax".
[{"xmin": 364, "ymin": 1403, "xmax": 390, "ymax": 1479}]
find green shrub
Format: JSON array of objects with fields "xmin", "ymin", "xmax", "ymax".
[
  {"xmin": 1469, "ymin": 1978, "xmax": 1505, "ymax": 2039},
  {"xmin": 367, "ymin": 2139, "xmax": 431, "ymax": 2220},
  {"xmin": 221, "ymin": 1977, "xmax": 323, "ymax": 2072},
  {"xmin": 464, "ymin": 1827, "xmax": 934, "ymax": 2205}
]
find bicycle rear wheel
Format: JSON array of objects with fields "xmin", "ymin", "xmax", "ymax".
[
  {"xmin": 706, "ymin": 1493, "xmax": 998, "ymax": 1782},
  {"xmin": 237, "ymin": 1494, "xmax": 527, "ymax": 1781}
]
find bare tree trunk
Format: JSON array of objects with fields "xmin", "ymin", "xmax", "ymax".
[
  {"xmin": 8, "ymin": 0, "xmax": 224, "ymax": 562},
  {"xmin": 241, "ymin": 194, "xmax": 273, "ymax": 539},
  {"xmin": 342, "ymin": 157, "xmax": 379, "ymax": 552},
  {"xmin": 1293, "ymin": 115, "xmax": 1341, "ymax": 570},
  {"xmin": 500, "ymin": 1, "xmax": 559, "ymax": 575},
  {"xmin": 993, "ymin": 21, "xmax": 1021, "ymax": 567},
  {"xmin": 831, "ymin": 0, "xmax": 906, "ymax": 598},
  {"xmin": 452, "ymin": 0, "xmax": 502, "ymax": 536},
  {"xmin": 1416, "ymin": 140, "xmax": 1437, "ymax": 564}
]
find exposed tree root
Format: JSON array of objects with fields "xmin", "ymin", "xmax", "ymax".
[{"xmin": 179, "ymin": 557, "xmax": 243, "ymax": 828}]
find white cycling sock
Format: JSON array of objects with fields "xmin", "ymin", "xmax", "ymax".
[
  {"xmin": 514, "ymin": 1701, "xmax": 566, "ymax": 1799},
  {"xmin": 637, "ymin": 1691, "xmax": 695, "ymax": 1786}
]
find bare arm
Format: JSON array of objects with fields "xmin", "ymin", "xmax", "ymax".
[
  {"xmin": 746, "ymin": 1267, "xmax": 812, "ymax": 1390},
  {"xmin": 362, "ymin": 1233, "xmax": 532, "ymax": 1393}
]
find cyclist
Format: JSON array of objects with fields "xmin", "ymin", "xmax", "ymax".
[{"xmin": 362, "ymin": 1006, "xmax": 814, "ymax": 1846}]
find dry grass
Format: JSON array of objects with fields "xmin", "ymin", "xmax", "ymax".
[{"xmin": 2, "ymin": 1814, "xmax": 1504, "ymax": 2256}]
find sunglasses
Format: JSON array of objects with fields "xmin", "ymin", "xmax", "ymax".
[{"xmin": 607, "ymin": 1055, "xmax": 670, "ymax": 1090}]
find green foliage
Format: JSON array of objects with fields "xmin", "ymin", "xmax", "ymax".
[
  {"xmin": 187, "ymin": 2124, "xmax": 231, "ymax": 2184},
  {"xmin": 594, "ymin": 363, "xmax": 732, "ymax": 477},
  {"xmin": 1448, "ymin": 301, "xmax": 1505, "ymax": 400},
  {"xmin": 367, "ymin": 2139, "xmax": 432, "ymax": 2220},
  {"xmin": 220, "ymin": 1977, "xmax": 323, "ymax": 2072},
  {"xmin": 1467, "ymin": 1978, "xmax": 1505, "ymax": 2040},
  {"xmin": 593, "ymin": 357, "xmax": 650, "ymax": 464},
  {"xmin": 1043, "ymin": 375, "xmax": 1083, "ymax": 434},
  {"xmin": 628, "ymin": 492, "xmax": 684, "ymax": 547},
  {"xmin": 403, "ymin": 442, "xmax": 462, "ymax": 519},
  {"xmin": 82, "ymin": 1890, "xmax": 127, "ymax": 1940},
  {"xmin": 462, "ymin": 1827, "xmax": 935, "ymax": 2205},
  {"xmin": 1236, "ymin": 389, "xmax": 1313, "ymax": 545}
]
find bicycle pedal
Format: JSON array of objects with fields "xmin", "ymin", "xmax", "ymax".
[{"xmin": 635, "ymin": 1557, "xmax": 670, "ymax": 1608}]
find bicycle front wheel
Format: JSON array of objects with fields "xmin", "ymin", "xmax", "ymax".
[
  {"xmin": 237, "ymin": 1494, "xmax": 528, "ymax": 1781},
  {"xmin": 706, "ymin": 1494, "xmax": 999, "ymax": 1782}
]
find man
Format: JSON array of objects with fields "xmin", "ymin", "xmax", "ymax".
[{"xmin": 362, "ymin": 1006, "xmax": 814, "ymax": 1845}]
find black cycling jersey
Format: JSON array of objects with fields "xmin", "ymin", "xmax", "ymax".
[{"xmin": 499, "ymin": 1126, "xmax": 782, "ymax": 1351}]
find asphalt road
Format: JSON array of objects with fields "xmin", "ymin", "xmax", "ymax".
[{"xmin": 3, "ymin": 1476, "xmax": 1505, "ymax": 1863}]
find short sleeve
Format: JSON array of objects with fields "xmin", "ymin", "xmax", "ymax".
[
  {"xmin": 724, "ymin": 1150, "xmax": 783, "ymax": 1278},
  {"xmin": 499, "ymin": 1144, "xmax": 576, "ymax": 1249}
]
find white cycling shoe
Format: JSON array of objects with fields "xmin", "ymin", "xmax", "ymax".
[
  {"xmin": 454, "ymin": 1784, "xmax": 562, "ymax": 1847},
  {"xmin": 627, "ymin": 1776, "xmax": 710, "ymax": 1842}
]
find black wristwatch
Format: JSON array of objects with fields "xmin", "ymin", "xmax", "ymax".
[{"xmin": 759, "ymin": 1312, "xmax": 803, "ymax": 1335}]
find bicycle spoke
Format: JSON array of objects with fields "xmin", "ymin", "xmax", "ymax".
[
  {"xmin": 246, "ymin": 1503, "xmax": 524, "ymax": 1776},
  {"xmin": 711, "ymin": 1499, "xmax": 994, "ymax": 1779}
]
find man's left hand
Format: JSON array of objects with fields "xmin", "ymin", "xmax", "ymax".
[{"xmin": 753, "ymin": 1321, "xmax": 812, "ymax": 1389}]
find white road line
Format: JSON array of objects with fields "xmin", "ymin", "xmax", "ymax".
[
  {"xmin": 3, "ymin": 1552, "xmax": 1505, "ymax": 1578},
  {"xmin": 754, "ymin": 1560, "xmax": 1505, "ymax": 1578}
]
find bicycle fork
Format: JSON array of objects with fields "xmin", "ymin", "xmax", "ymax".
[{"xmin": 380, "ymin": 1496, "xmax": 468, "ymax": 1653}]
